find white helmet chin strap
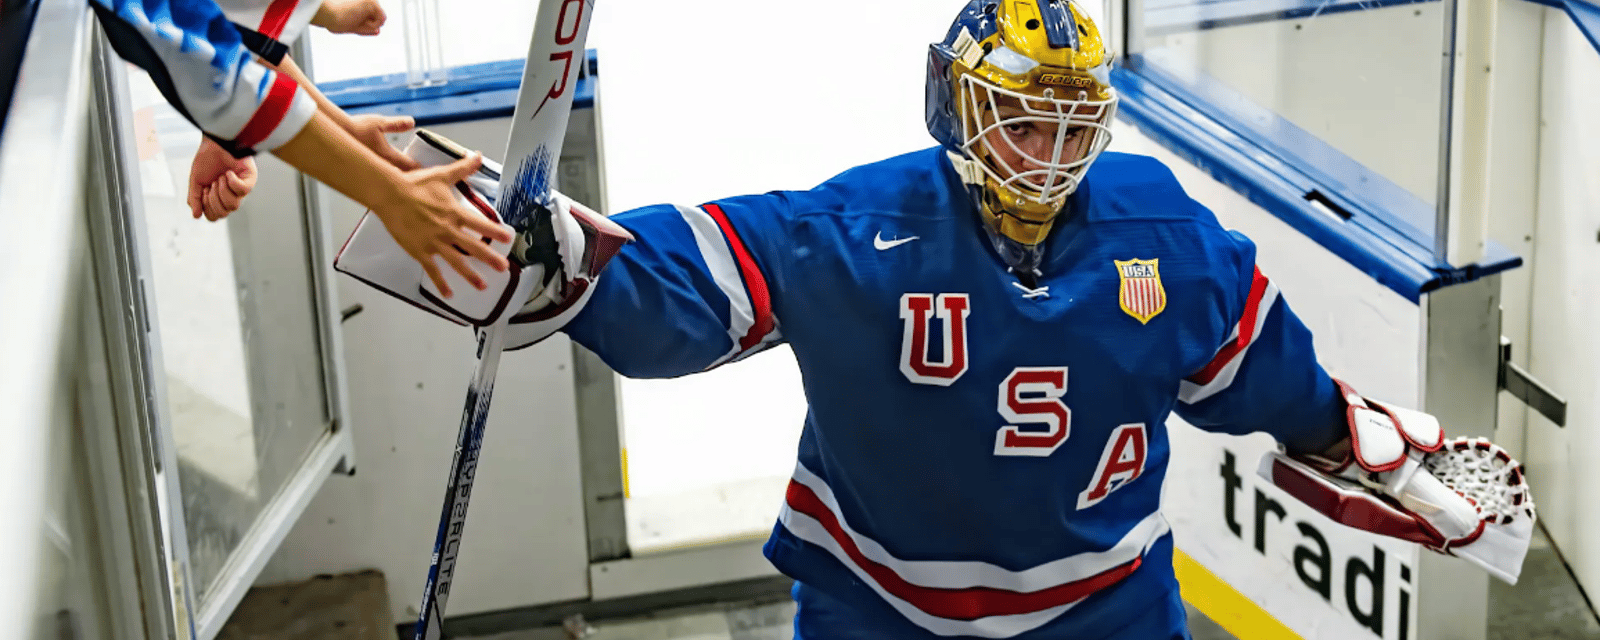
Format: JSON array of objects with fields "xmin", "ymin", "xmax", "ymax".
[{"xmin": 946, "ymin": 150, "xmax": 986, "ymax": 187}]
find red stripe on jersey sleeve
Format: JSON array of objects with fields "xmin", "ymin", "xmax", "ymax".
[
  {"xmin": 232, "ymin": 72, "xmax": 298, "ymax": 150},
  {"xmin": 1187, "ymin": 266, "xmax": 1270, "ymax": 385},
  {"xmin": 785, "ymin": 480, "xmax": 1140, "ymax": 620},
  {"xmin": 701, "ymin": 203, "xmax": 774, "ymax": 351},
  {"xmin": 258, "ymin": 0, "xmax": 298, "ymax": 38}
]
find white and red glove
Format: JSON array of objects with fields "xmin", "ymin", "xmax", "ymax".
[
  {"xmin": 501, "ymin": 187, "xmax": 633, "ymax": 351},
  {"xmin": 334, "ymin": 129, "xmax": 632, "ymax": 349},
  {"xmin": 1260, "ymin": 380, "xmax": 1537, "ymax": 584}
]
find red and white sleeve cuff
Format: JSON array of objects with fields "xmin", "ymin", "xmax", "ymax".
[
  {"xmin": 251, "ymin": 85, "xmax": 316, "ymax": 152},
  {"xmin": 214, "ymin": 0, "xmax": 325, "ymax": 44}
]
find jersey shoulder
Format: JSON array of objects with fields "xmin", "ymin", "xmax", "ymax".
[
  {"xmin": 1081, "ymin": 152, "xmax": 1213, "ymax": 225},
  {"xmin": 602, "ymin": 148, "xmax": 961, "ymax": 260},
  {"xmin": 634, "ymin": 147, "xmax": 959, "ymax": 243},
  {"xmin": 1080, "ymin": 152, "xmax": 1252, "ymax": 255},
  {"xmin": 774, "ymin": 147, "xmax": 966, "ymax": 222},
  {"xmin": 1077, "ymin": 153, "xmax": 1258, "ymax": 304}
]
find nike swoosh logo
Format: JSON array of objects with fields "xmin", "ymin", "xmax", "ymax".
[{"xmin": 874, "ymin": 232, "xmax": 920, "ymax": 250}]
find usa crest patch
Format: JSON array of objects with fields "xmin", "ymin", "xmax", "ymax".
[{"xmin": 1115, "ymin": 258, "xmax": 1166, "ymax": 324}]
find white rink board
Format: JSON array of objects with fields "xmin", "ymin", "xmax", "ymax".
[
  {"xmin": 1114, "ymin": 121, "xmax": 1427, "ymax": 640},
  {"xmin": 1163, "ymin": 426, "xmax": 1422, "ymax": 640}
]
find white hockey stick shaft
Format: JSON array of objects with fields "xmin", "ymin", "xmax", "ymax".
[
  {"xmin": 414, "ymin": 325, "xmax": 507, "ymax": 640},
  {"xmin": 413, "ymin": 1, "xmax": 593, "ymax": 638}
]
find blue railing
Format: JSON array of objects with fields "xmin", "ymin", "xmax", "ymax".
[
  {"xmin": 321, "ymin": 50, "xmax": 598, "ymax": 125},
  {"xmin": 1522, "ymin": 0, "xmax": 1600, "ymax": 53}
]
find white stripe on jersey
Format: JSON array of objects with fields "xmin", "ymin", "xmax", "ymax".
[
  {"xmin": 785, "ymin": 507, "xmax": 1077, "ymax": 639},
  {"xmin": 720, "ymin": 331, "xmax": 784, "ymax": 367},
  {"xmin": 673, "ymin": 204, "xmax": 780, "ymax": 368},
  {"xmin": 1178, "ymin": 279, "xmax": 1280, "ymax": 404},
  {"xmin": 779, "ymin": 462, "xmax": 1170, "ymax": 637}
]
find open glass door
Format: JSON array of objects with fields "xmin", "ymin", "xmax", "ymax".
[{"xmin": 84, "ymin": 31, "xmax": 356, "ymax": 640}]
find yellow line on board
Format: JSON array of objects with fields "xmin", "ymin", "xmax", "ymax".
[
  {"xmin": 621, "ymin": 448, "xmax": 630, "ymax": 499},
  {"xmin": 1174, "ymin": 548, "xmax": 1303, "ymax": 640}
]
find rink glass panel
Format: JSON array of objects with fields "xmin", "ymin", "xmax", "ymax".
[
  {"xmin": 1133, "ymin": 0, "xmax": 1450, "ymax": 208},
  {"xmin": 119, "ymin": 67, "xmax": 337, "ymax": 602}
]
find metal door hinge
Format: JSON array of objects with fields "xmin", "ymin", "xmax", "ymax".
[{"xmin": 1499, "ymin": 336, "xmax": 1567, "ymax": 426}]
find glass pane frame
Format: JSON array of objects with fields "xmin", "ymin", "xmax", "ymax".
[{"xmin": 83, "ymin": 31, "xmax": 357, "ymax": 640}]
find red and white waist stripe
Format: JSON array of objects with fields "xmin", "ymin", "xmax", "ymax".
[
  {"xmin": 1179, "ymin": 266, "xmax": 1280, "ymax": 405},
  {"xmin": 675, "ymin": 204, "xmax": 782, "ymax": 368},
  {"xmin": 779, "ymin": 463, "xmax": 1170, "ymax": 638}
]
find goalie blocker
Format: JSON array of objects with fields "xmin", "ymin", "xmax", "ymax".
[
  {"xmin": 1259, "ymin": 379, "xmax": 1537, "ymax": 584},
  {"xmin": 334, "ymin": 129, "xmax": 633, "ymax": 350}
]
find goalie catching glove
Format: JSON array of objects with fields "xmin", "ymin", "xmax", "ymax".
[
  {"xmin": 1259, "ymin": 379, "xmax": 1537, "ymax": 584},
  {"xmin": 334, "ymin": 129, "xmax": 633, "ymax": 350}
]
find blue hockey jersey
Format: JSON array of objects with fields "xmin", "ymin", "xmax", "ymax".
[{"xmin": 563, "ymin": 148, "xmax": 1345, "ymax": 638}]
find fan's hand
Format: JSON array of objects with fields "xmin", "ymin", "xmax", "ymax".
[
  {"xmin": 370, "ymin": 153, "xmax": 511, "ymax": 298},
  {"xmin": 348, "ymin": 114, "xmax": 420, "ymax": 171},
  {"xmin": 312, "ymin": 0, "xmax": 387, "ymax": 36},
  {"xmin": 187, "ymin": 137, "xmax": 257, "ymax": 221}
]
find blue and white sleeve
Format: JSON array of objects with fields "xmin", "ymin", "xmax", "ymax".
[
  {"xmin": 89, "ymin": 0, "xmax": 317, "ymax": 156},
  {"xmin": 563, "ymin": 197, "xmax": 788, "ymax": 379},
  {"xmin": 1173, "ymin": 232, "xmax": 1347, "ymax": 454}
]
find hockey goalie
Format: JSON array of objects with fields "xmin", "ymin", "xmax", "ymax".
[{"xmin": 332, "ymin": 0, "xmax": 1536, "ymax": 635}]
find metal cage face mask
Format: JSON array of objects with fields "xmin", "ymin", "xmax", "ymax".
[
  {"xmin": 925, "ymin": 0, "xmax": 1121, "ymax": 277},
  {"xmin": 958, "ymin": 64, "xmax": 1117, "ymax": 209}
]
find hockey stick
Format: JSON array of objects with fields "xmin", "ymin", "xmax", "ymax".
[{"xmin": 412, "ymin": 1, "xmax": 594, "ymax": 639}]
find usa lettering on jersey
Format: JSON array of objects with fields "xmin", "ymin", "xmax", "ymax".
[{"xmin": 896, "ymin": 292, "xmax": 1149, "ymax": 502}]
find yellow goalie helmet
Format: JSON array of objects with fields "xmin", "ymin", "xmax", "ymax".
[{"xmin": 926, "ymin": 0, "xmax": 1118, "ymax": 276}]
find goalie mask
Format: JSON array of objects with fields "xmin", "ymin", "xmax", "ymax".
[{"xmin": 926, "ymin": 0, "xmax": 1118, "ymax": 278}]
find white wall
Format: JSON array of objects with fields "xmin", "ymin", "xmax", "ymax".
[
  {"xmin": 1153, "ymin": 0, "xmax": 1551, "ymax": 484},
  {"xmin": 1525, "ymin": 8, "xmax": 1600, "ymax": 598}
]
